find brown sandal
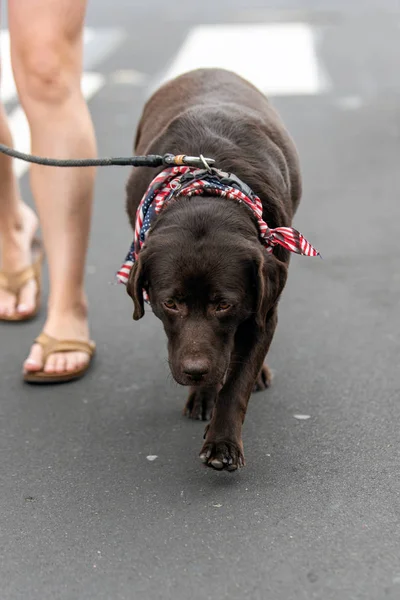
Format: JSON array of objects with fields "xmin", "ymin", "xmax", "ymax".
[
  {"xmin": 23, "ymin": 332, "xmax": 96, "ymax": 384},
  {"xmin": 0, "ymin": 238, "xmax": 43, "ymax": 322}
]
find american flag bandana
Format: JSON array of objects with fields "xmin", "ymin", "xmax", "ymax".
[{"xmin": 117, "ymin": 166, "xmax": 320, "ymax": 287}]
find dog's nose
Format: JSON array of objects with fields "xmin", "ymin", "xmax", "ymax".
[{"xmin": 182, "ymin": 358, "xmax": 210, "ymax": 381}]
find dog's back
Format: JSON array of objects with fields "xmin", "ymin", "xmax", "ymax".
[{"xmin": 127, "ymin": 68, "xmax": 302, "ymax": 231}]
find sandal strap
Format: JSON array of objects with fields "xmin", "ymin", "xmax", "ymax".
[
  {"xmin": 0, "ymin": 241, "xmax": 42, "ymax": 296},
  {"xmin": 35, "ymin": 332, "xmax": 96, "ymax": 363},
  {"xmin": 0, "ymin": 266, "xmax": 37, "ymax": 295}
]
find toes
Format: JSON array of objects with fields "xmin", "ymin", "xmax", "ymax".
[
  {"xmin": 74, "ymin": 351, "xmax": 89, "ymax": 371},
  {"xmin": 24, "ymin": 346, "xmax": 87, "ymax": 375},
  {"xmin": 53, "ymin": 353, "xmax": 68, "ymax": 374},
  {"xmin": 183, "ymin": 392, "xmax": 205, "ymax": 420},
  {"xmin": 44, "ymin": 352, "xmax": 87, "ymax": 374},
  {"xmin": 203, "ymin": 403, "xmax": 214, "ymax": 421},
  {"xmin": 17, "ymin": 280, "xmax": 37, "ymax": 315},
  {"xmin": 0, "ymin": 279, "xmax": 38, "ymax": 318},
  {"xmin": 43, "ymin": 352, "xmax": 58, "ymax": 373},
  {"xmin": 189, "ymin": 405, "xmax": 203, "ymax": 420},
  {"xmin": 45, "ymin": 351, "xmax": 87, "ymax": 375},
  {"xmin": 23, "ymin": 343, "xmax": 44, "ymax": 373},
  {"xmin": 199, "ymin": 448, "xmax": 211, "ymax": 463},
  {"xmin": 0, "ymin": 289, "xmax": 17, "ymax": 317},
  {"xmin": 183, "ymin": 392, "xmax": 196, "ymax": 418},
  {"xmin": 184, "ymin": 390, "xmax": 215, "ymax": 421},
  {"xmin": 65, "ymin": 352, "xmax": 78, "ymax": 374},
  {"xmin": 199, "ymin": 440, "xmax": 245, "ymax": 471}
]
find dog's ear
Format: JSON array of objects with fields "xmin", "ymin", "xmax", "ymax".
[
  {"xmin": 126, "ymin": 254, "xmax": 146, "ymax": 320},
  {"xmin": 254, "ymin": 250, "xmax": 288, "ymax": 328}
]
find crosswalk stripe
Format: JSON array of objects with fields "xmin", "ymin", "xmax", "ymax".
[
  {"xmin": 0, "ymin": 31, "xmax": 16, "ymax": 105},
  {"xmin": 158, "ymin": 23, "xmax": 330, "ymax": 97},
  {"xmin": 8, "ymin": 107, "xmax": 30, "ymax": 179},
  {"xmin": 83, "ymin": 27, "xmax": 126, "ymax": 71}
]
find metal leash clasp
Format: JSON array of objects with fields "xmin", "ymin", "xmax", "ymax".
[
  {"xmin": 199, "ymin": 154, "xmax": 213, "ymax": 172},
  {"xmin": 163, "ymin": 153, "xmax": 215, "ymax": 169}
]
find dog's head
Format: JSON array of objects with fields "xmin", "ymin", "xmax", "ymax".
[{"xmin": 126, "ymin": 199, "xmax": 287, "ymax": 387}]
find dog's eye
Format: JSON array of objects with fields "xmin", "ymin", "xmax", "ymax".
[
  {"xmin": 216, "ymin": 301, "xmax": 231, "ymax": 312},
  {"xmin": 163, "ymin": 299, "xmax": 178, "ymax": 311}
]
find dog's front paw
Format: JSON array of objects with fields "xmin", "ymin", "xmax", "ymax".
[
  {"xmin": 199, "ymin": 439, "xmax": 245, "ymax": 471},
  {"xmin": 253, "ymin": 363, "xmax": 273, "ymax": 392},
  {"xmin": 183, "ymin": 388, "xmax": 215, "ymax": 421}
]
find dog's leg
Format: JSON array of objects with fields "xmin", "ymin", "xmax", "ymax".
[
  {"xmin": 253, "ymin": 362, "xmax": 273, "ymax": 392},
  {"xmin": 199, "ymin": 310, "xmax": 278, "ymax": 471},
  {"xmin": 183, "ymin": 386, "xmax": 217, "ymax": 421}
]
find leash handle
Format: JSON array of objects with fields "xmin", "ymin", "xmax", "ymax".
[{"xmin": 0, "ymin": 143, "xmax": 215, "ymax": 169}]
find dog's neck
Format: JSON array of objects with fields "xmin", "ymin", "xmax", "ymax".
[{"xmin": 116, "ymin": 167, "xmax": 319, "ymax": 287}]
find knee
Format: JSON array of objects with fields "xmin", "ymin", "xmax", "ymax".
[{"xmin": 14, "ymin": 37, "xmax": 79, "ymax": 107}]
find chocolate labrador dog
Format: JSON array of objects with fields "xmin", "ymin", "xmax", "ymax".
[{"xmin": 121, "ymin": 68, "xmax": 318, "ymax": 471}]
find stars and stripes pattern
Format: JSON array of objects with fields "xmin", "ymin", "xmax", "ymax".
[{"xmin": 117, "ymin": 166, "xmax": 320, "ymax": 286}]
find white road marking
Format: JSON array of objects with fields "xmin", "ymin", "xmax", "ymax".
[
  {"xmin": 83, "ymin": 28, "xmax": 96, "ymax": 44},
  {"xmin": 159, "ymin": 23, "xmax": 329, "ymax": 97},
  {"xmin": 81, "ymin": 72, "xmax": 106, "ymax": 99},
  {"xmin": 0, "ymin": 32, "xmax": 17, "ymax": 105},
  {"xmin": 109, "ymin": 69, "xmax": 148, "ymax": 86},
  {"xmin": 8, "ymin": 107, "xmax": 30, "ymax": 179},
  {"xmin": 83, "ymin": 27, "xmax": 126, "ymax": 71},
  {"xmin": 335, "ymin": 95, "xmax": 364, "ymax": 110}
]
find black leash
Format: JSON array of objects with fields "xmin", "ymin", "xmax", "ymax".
[{"xmin": 0, "ymin": 143, "xmax": 215, "ymax": 169}]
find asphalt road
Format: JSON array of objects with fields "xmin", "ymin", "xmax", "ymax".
[{"xmin": 1, "ymin": 1, "xmax": 400, "ymax": 599}]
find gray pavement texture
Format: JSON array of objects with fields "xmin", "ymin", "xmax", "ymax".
[{"xmin": 1, "ymin": 1, "xmax": 400, "ymax": 599}]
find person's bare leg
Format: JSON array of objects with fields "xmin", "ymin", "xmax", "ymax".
[
  {"xmin": 0, "ymin": 70, "xmax": 39, "ymax": 317},
  {"xmin": 9, "ymin": 0, "xmax": 96, "ymax": 374}
]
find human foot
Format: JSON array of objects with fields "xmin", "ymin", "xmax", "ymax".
[
  {"xmin": 0, "ymin": 204, "xmax": 40, "ymax": 318},
  {"xmin": 23, "ymin": 306, "xmax": 94, "ymax": 378}
]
